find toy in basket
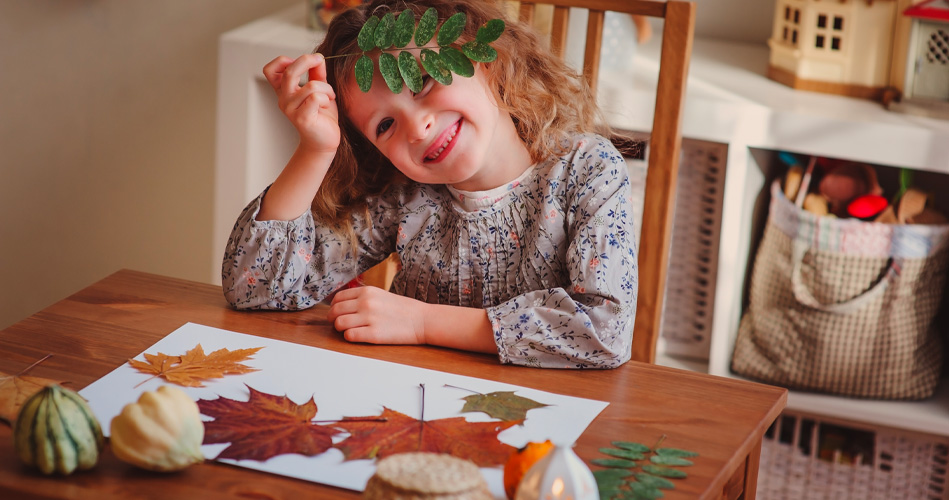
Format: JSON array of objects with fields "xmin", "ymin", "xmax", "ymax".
[{"xmin": 731, "ymin": 154, "xmax": 949, "ymax": 400}]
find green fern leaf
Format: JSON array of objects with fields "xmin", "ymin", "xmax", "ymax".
[
  {"xmin": 439, "ymin": 46, "xmax": 474, "ymax": 77},
  {"xmin": 355, "ymin": 54, "xmax": 374, "ymax": 92},
  {"xmin": 437, "ymin": 12, "xmax": 466, "ymax": 46},
  {"xmin": 398, "ymin": 50, "xmax": 424, "ymax": 94},
  {"xmin": 393, "ymin": 10, "xmax": 415, "ymax": 48},
  {"xmin": 476, "ymin": 19, "xmax": 505, "ymax": 43},
  {"xmin": 374, "ymin": 12, "xmax": 396, "ymax": 49},
  {"xmin": 358, "ymin": 15, "xmax": 380, "ymax": 51},
  {"xmin": 461, "ymin": 40, "xmax": 497, "ymax": 62},
  {"xmin": 415, "ymin": 8, "xmax": 438, "ymax": 46},
  {"xmin": 379, "ymin": 52, "xmax": 403, "ymax": 93},
  {"xmin": 421, "ymin": 50, "xmax": 452, "ymax": 85}
]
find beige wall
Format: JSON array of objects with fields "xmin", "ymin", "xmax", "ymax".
[
  {"xmin": 0, "ymin": 0, "xmax": 299, "ymax": 329},
  {"xmin": 0, "ymin": 0, "xmax": 772, "ymax": 331}
]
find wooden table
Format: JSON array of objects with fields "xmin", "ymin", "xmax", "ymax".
[{"xmin": 0, "ymin": 270, "xmax": 786, "ymax": 499}]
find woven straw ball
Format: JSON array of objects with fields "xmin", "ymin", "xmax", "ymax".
[{"xmin": 363, "ymin": 452, "xmax": 492, "ymax": 500}]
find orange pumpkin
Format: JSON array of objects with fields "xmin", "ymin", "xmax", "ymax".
[{"xmin": 503, "ymin": 440, "xmax": 554, "ymax": 499}]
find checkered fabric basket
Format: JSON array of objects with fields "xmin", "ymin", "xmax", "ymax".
[{"xmin": 731, "ymin": 181, "xmax": 949, "ymax": 399}]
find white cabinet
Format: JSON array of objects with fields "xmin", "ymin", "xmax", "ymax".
[{"xmin": 214, "ymin": 3, "xmax": 949, "ymax": 462}]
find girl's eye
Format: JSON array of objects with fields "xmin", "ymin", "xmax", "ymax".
[
  {"xmin": 411, "ymin": 75, "xmax": 434, "ymax": 97},
  {"xmin": 376, "ymin": 118, "xmax": 393, "ymax": 137}
]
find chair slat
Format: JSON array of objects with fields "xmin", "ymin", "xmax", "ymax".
[
  {"xmin": 549, "ymin": 6, "xmax": 570, "ymax": 59},
  {"xmin": 582, "ymin": 9, "xmax": 604, "ymax": 96},
  {"xmin": 630, "ymin": 1, "xmax": 696, "ymax": 364}
]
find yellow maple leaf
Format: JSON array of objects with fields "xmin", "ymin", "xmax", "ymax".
[
  {"xmin": 0, "ymin": 355, "xmax": 63, "ymax": 424},
  {"xmin": 128, "ymin": 344, "xmax": 263, "ymax": 388}
]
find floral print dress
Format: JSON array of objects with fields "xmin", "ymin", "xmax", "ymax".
[{"xmin": 222, "ymin": 133, "xmax": 638, "ymax": 369}]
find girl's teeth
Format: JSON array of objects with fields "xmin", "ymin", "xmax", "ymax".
[{"xmin": 427, "ymin": 126, "xmax": 458, "ymax": 161}]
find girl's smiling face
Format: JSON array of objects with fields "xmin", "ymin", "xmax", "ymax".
[{"xmin": 342, "ymin": 57, "xmax": 531, "ymax": 192}]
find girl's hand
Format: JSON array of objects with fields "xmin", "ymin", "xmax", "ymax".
[
  {"xmin": 328, "ymin": 286, "xmax": 428, "ymax": 345},
  {"xmin": 262, "ymin": 54, "xmax": 340, "ymax": 154}
]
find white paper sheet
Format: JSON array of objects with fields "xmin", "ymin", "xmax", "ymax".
[{"xmin": 80, "ymin": 323, "xmax": 608, "ymax": 498}]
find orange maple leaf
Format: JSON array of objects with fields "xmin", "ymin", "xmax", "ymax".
[
  {"xmin": 0, "ymin": 355, "xmax": 63, "ymax": 425},
  {"xmin": 334, "ymin": 407, "xmax": 521, "ymax": 467},
  {"xmin": 128, "ymin": 344, "xmax": 263, "ymax": 388},
  {"xmin": 197, "ymin": 385, "xmax": 342, "ymax": 461}
]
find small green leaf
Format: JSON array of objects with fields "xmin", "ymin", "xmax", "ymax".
[
  {"xmin": 655, "ymin": 448, "xmax": 699, "ymax": 458},
  {"xmin": 462, "ymin": 40, "xmax": 498, "ymax": 62},
  {"xmin": 600, "ymin": 447, "xmax": 646, "ymax": 460},
  {"xmin": 415, "ymin": 7, "xmax": 438, "ymax": 46},
  {"xmin": 650, "ymin": 455, "xmax": 694, "ymax": 466},
  {"xmin": 459, "ymin": 391, "xmax": 548, "ymax": 422},
  {"xmin": 437, "ymin": 12, "xmax": 466, "ymax": 46},
  {"xmin": 629, "ymin": 482, "xmax": 665, "ymax": 499},
  {"xmin": 393, "ymin": 10, "xmax": 415, "ymax": 48},
  {"xmin": 420, "ymin": 49, "xmax": 452, "ymax": 86},
  {"xmin": 598, "ymin": 488, "xmax": 622, "ymax": 500},
  {"xmin": 355, "ymin": 54, "xmax": 373, "ymax": 92},
  {"xmin": 594, "ymin": 468, "xmax": 632, "ymax": 481},
  {"xmin": 613, "ymin": 441, "xmax": 651, "ymax": 453},
  {"xmin": 374, "ymin": 12, "xmax": 396, "ymax": 49},
  {"xmin": 642, "ymin": 465, "xmax": 687, "ymax": 479},
  {"xmin": 379, "ymin": 52, "xmax": 402, "ymax": 93},
  {"xmin": 476, "ymin": 18, "xmax": 505, "ymax": 43},
  {"xmin": 358, "ymin": 15, "xmax": 380, "ymax": 51},
  {"xmin": 592, "ymin": 458, "xmax": 638, "ymax": 468},
  {"xmin": 398, "ymin": 50, "xmax": 423, "ymax": 94},
  {"xmin": 633, "ymin": 473, "xmax": 675, "ymax": 489},
  {"xmin": 440, "ymin": 46, "xmax": 474, "ymax": 77}
]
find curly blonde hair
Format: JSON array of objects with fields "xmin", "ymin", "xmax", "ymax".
[{"xmin": 313, "ymin": 0, "xmax": 611, "ymax": 234}]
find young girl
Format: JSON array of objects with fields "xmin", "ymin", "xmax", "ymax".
[{"xmin": 222, "ymin": 0, "xmax": 638, "ymax": 369}]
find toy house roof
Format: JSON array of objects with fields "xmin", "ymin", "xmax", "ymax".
[{"xmin": 904, "ymin": 0, "xmax": 949, "ymax": 21}]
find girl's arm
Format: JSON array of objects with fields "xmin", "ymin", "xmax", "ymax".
[
  {"xmin": 327, "ymin": 287, "xmax": 497, "ymax": 353},
  {"xmin": 222, "ymin": 54, "xmax": 394, "ymax": 310},
  {"xmin": 257, "ymin": 54, "xmax": 340, "ymax": 221}
]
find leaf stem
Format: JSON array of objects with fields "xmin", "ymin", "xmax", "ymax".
[
  {"xmin": 323, "ymin": 45, "xmax": 442, "ymax": 60},
  {"xmin": 442, "ymin": 383, "xmax": 482, "ymax": 395},
  {"xmin": 15, "ymin": 354, "xmax": 52, "ymax": 377},
  {"xmin": 313, "ymin": 417, "xmax": 388, "ymax": 424}
]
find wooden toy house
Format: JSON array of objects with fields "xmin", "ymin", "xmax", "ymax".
[{"xmin": 767, "ymin": 0, "xmax": 949, "ymax": 117}]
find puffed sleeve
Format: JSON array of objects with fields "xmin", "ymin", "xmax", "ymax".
[
  {"xmin": 221, "ymin": 187, "xmax": 398, "ymax": 310},
  {"xmin": 486, "ymin": 136, "xmax": 638, "ymax": 368}
]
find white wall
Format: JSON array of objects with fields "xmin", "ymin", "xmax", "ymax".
[
  {"xmin": 0, "ymin": 0, "xmax": 773, "ymax": 331},
  {"xmin": 0, "ymin": 0, "xmax": 299, "ymax": 330}
]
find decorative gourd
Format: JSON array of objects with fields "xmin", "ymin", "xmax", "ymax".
[
  {"xmin": 503, "ymin": 440, "xmax": 554, "ymax": 499},
  {"xmin": 109, "ymin": 385, "xmax": 204, "ymax": 472},
  {"xmin": 13, "ymin": 384, "xmax": 104, "ymax": 475}
]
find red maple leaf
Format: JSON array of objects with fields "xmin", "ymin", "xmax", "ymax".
[
  {"xmin": 333, "ymin": 407, "xmax": 520, "ymax": 467},
  {"xmin": 197, "ymin": 385, "xmax": 342, "ymax": 461}
]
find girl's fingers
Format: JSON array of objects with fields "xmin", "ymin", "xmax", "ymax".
[
  {"xmin": 262, "ymin": 56, "xmax": 294, "ymax": 90},
  {"xmin": 281, "ymin": 53, "xmax": 325, "ymax": 95}
]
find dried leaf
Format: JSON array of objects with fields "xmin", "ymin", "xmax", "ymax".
[
  {"xmin": 334, "ymin": 406, "xmax": 519, "ymax": 467},
  {"xmin": 0, "ymin": 357, "xmax": 63, "ymax": 424},
  {"xmin": 459, "ymin": 390, "xmax": 549, "ymax": 422},
  {"xmin": 128, "ymin": 344, "xmax": 262, "ymax": 388},
  {"xmin": 198, "ymin": 385, "xmax": 341, "ymax": 461}
]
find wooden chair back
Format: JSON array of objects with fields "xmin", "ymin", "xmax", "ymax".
[{"xmin": 515, "ymin": 0, "xmax": 696, "ymax": 363}]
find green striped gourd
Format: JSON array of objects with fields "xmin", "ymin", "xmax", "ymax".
[{"xmin": 13, "ymin": 384, "xmax": 104, "ymax": 475}]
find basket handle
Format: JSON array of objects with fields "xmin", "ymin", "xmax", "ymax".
[{"xmin": 790, "ymin": 239, "xmax": 900, "ymax": 313}]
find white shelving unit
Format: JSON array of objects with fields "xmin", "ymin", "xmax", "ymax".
[{"xmin": 214, "ymin": 4, "xmax": 949, "ymax": 452}]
